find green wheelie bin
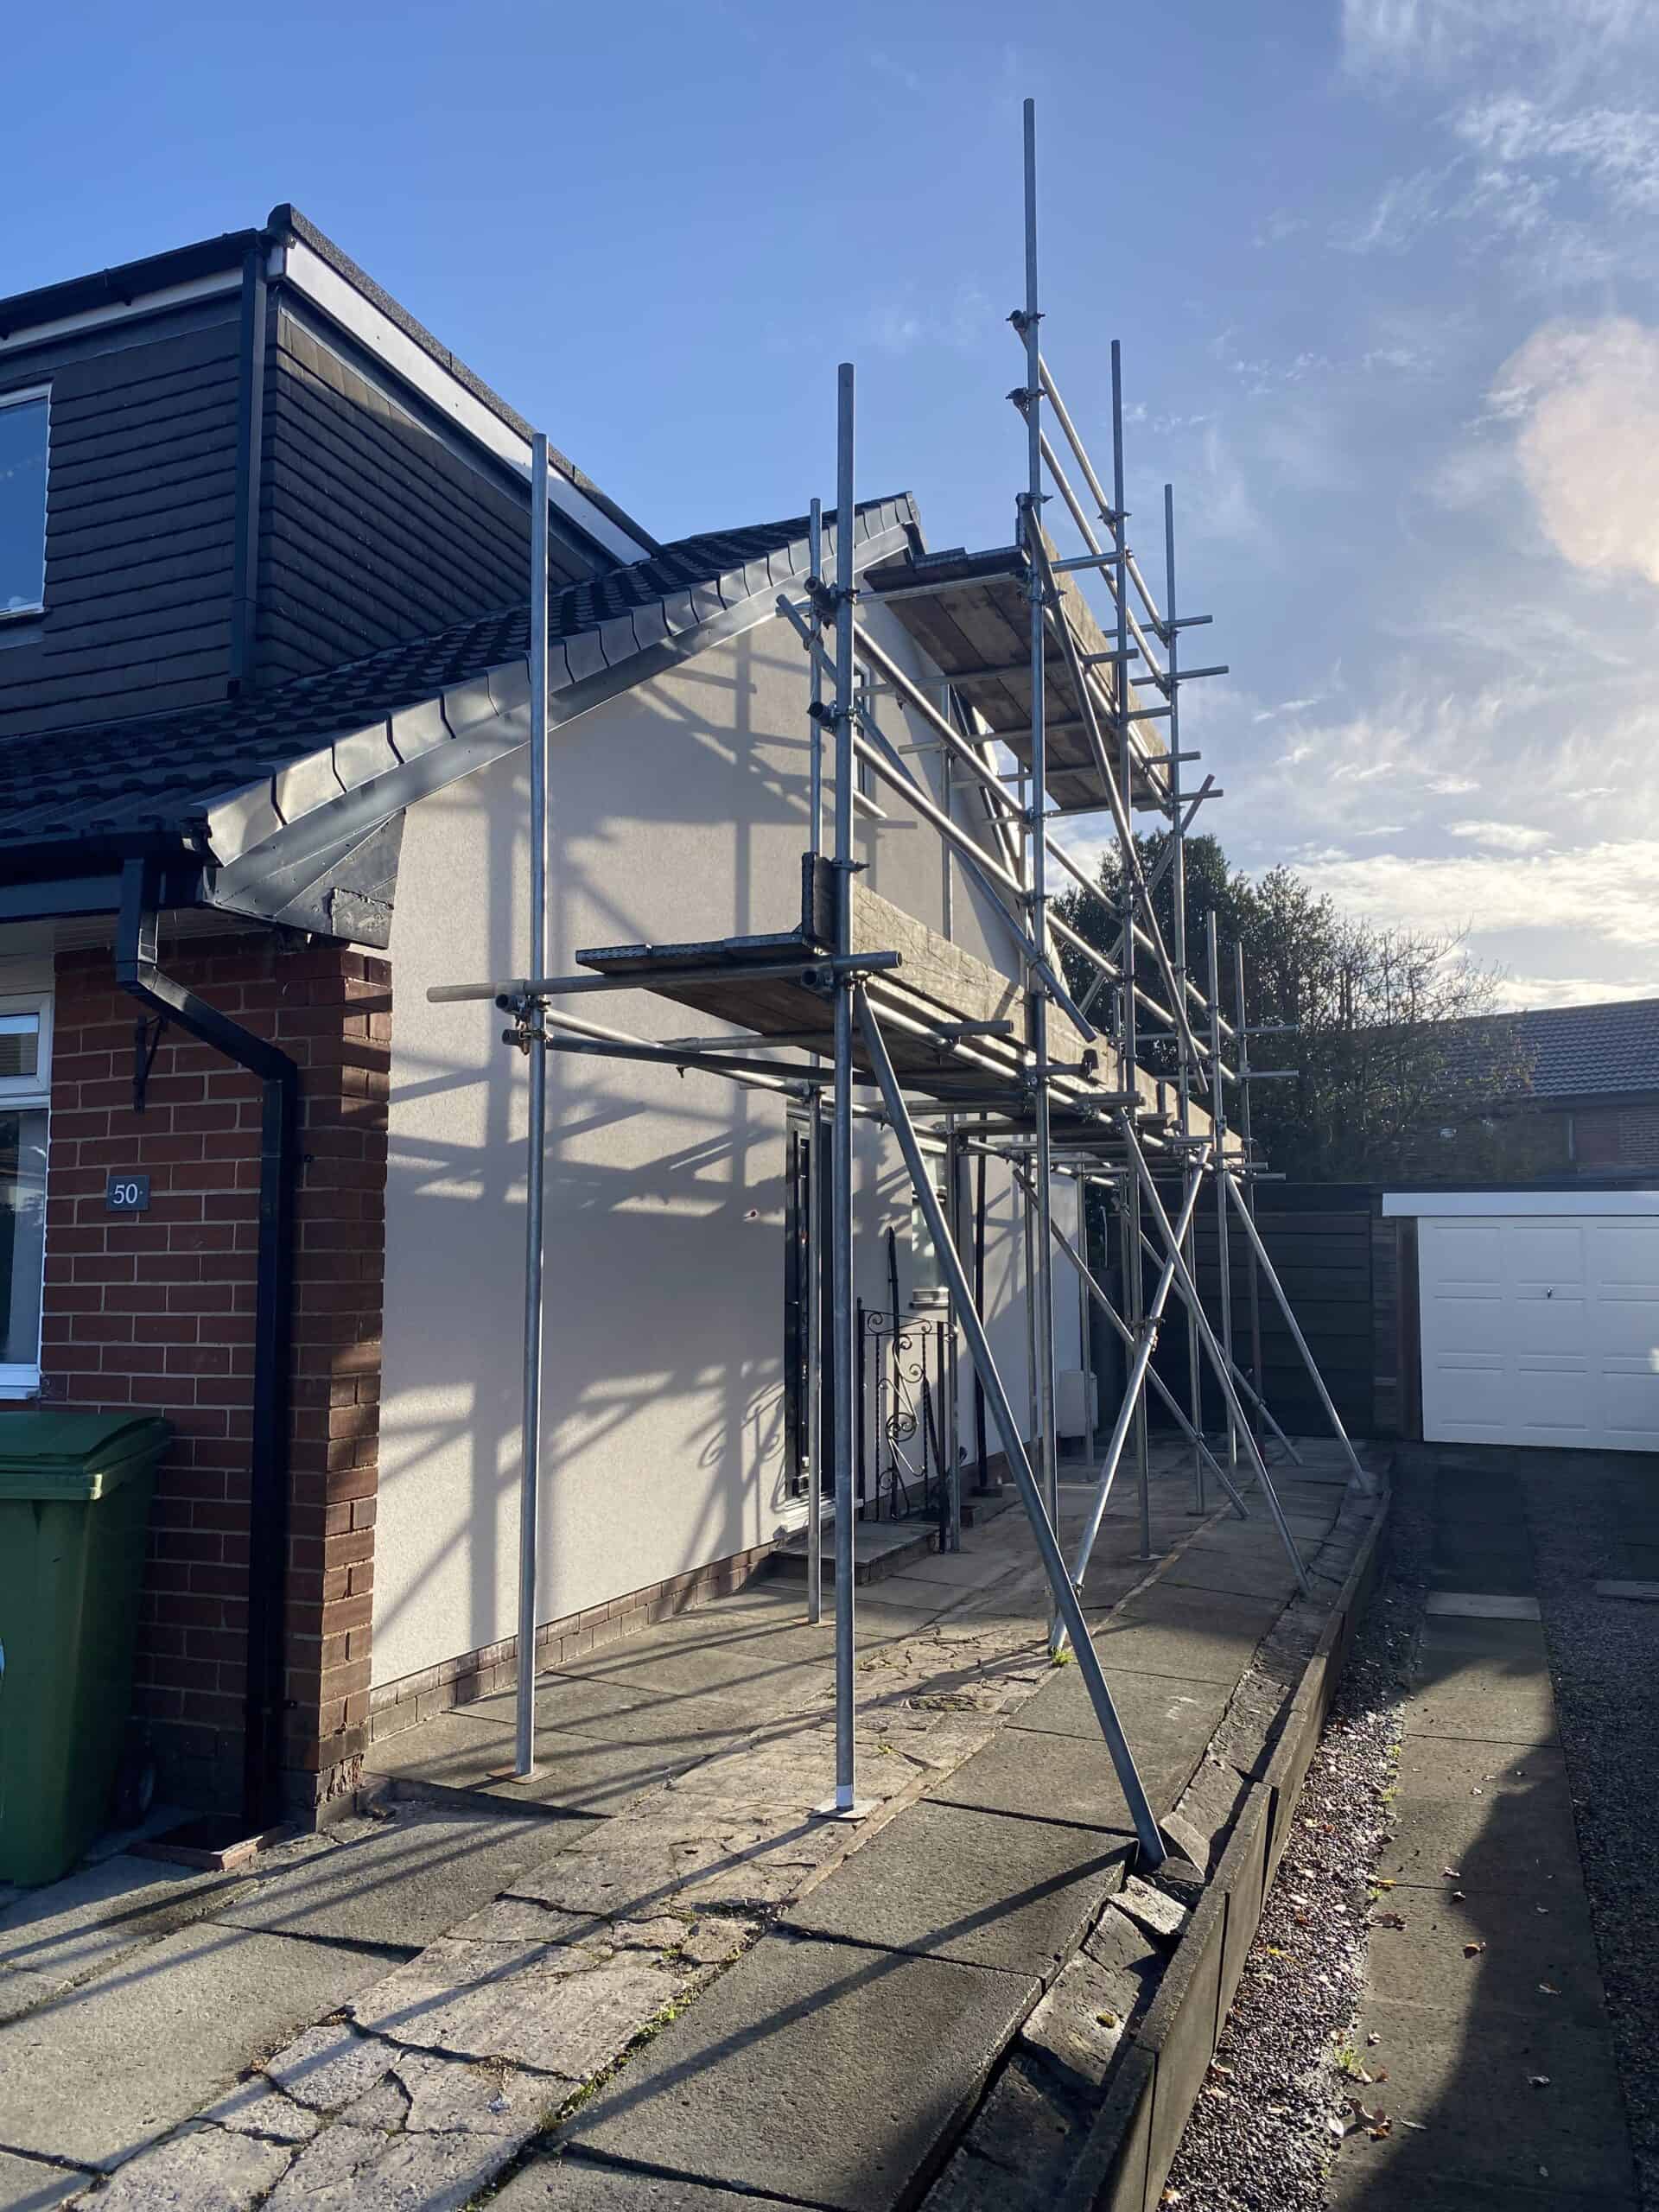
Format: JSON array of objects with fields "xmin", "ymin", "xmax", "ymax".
[{"xmin": 0, "ymin": 1411, "xmax": 172, "ymax": 1885}]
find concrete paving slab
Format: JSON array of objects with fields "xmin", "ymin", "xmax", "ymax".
[
  {"xmin": 0, "ymin": 2149, "xmax": 83, "ymax": 2210},
  {"xmin": 897, "ymin": 1547, "xmax": 1024, "ymax": 1591},
  {"xmin": 1595, "ymin": 1580, "xmax": 1659, "ymax": 1602},
  {"xmin": 1405, "ymin": 1623, "xmax": 1559, "ymax": 1747},
  {"xmin": 1393, "ymin": 1738, "xmax": 1569, "ymax": 1803},
  {"xmin": 1427, "ymin": 1592, "xmax": 1542, "ymax": 1620},
  {"xmin": 1084, "ymin": 1611, "xmax": 1268, "ymax": 1687},
  {"xmin": 1332, "ymin": 2178, "xmax": 1632, "ymax": 2212},
  {"xmin": 852, "ymin": 1575, "xmax": 966, "ymax": 1621},
  {"xmin": 84, "ymin": 2125, "xmax": 294, "ymax": 2210},
  {"xmin": 215, "ymin": 1806, "xmax": 571, "ymax": 1950},
  {"xmin": 1364, "ymin": 1885, "xmax": 1611, "ymax": 2027},
  {"xmin": 366, "ymin": 1713, "xmax": 702, "ymax": 1814},
  {"xmin": 930, "ymin": 1711, "xmax": 1204, "ymax": 1836},
  {"xmin": 566, "ymin": 1932, "xmax": 1039, "ymax": 2212},
  {"xmin": 550, "ymin": 1640, "xmax": 836, "ymax": 1715},
  {"xmin": 1007, "ymin": 1662, "xmax": 1230, "ymax": 1757},
  {"xmin": 1428, "ymin": 1559, "xmax": 1538, "ymax": 1598},
  {"xmin": 463, "ymin": 1675, "xmax": 664, "ymax": 1732},
  {"xmin": 350, "ymin": 1937, "xmax": 682, "ymax": 2080},
  {"xmin": 782, "ymin": 1801, "xmax": 1129, "ymax": 1975},
  {"xmin": 1379, "ymin": 1745, "xmax": 1582, "ymax": 1892},
  {"xmin": 264, "ymin": 2117, "xmax": 519, "ymax": 2210},
  {"xmin": 1334, "ymin": 1995, "xmax": 1635, "ymax": 2200},
  {"xmin": 1150, "ymin": 1548, "xmax": 1301, "ymax": 1602},
  {"xmin": 494, "ymin": 2155, "xmax": 792, "ymax": 2208},
  {"xmin": 0, "ymin": 1853, "xmax": 252, "ymax": 1993},
  {"xmin": 1110, "ymin": 1583, "xmax": 1288, "ymax": 1636},
  {"xmin": 0, "ymin": 1923, "xmax": 385, "ymax": 2170}
]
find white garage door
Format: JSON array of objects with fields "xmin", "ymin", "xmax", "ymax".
[{"xmin": 1417, "ymin": 1214, "xmax": 1659, "ymax": 1451}]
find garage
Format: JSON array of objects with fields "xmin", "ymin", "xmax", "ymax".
[{"xmin": 1384, "ymin": 1192, "xmax": 1659, "ymax": 1452}]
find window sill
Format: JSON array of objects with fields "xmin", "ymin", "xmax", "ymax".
[{"xmin": 0, "ymin": 1375, "xmax": 41, "ymax": 1401}]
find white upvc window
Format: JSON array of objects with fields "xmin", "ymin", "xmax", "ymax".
[
  {"xmin": 0, "ymin": 385, "xmax": 49, "ymax": 618},
  {"xmin": 0, "ymin": 997, "xmax": 51, "ymax": 1395}
]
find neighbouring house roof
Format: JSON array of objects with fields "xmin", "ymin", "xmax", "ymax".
[
  {"xmin": 0, "ymin": 496, "xmax": 921, "ymax": 944},
  {"xmin": 1444, "ymin": 997, "xmax": 1659, "ymax": 1104}
]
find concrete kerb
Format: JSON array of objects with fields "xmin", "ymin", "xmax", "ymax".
[{"xmin": 1056, "ymin": 1476, "xmax": 1393, "ymax": 2212}]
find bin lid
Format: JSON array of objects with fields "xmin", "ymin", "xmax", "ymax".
[{"xmin": 0, "ymin": 1413, "xmax": 173, "ymax": 1501}]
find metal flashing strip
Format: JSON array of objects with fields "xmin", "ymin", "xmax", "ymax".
[
  {"xmin": 1382, "ymin": 1189, "xmax": 1659, "ymax": 1217},
  {"xmin": 281, "ymin": 238, "xmax": 650, "ymax": 566}
]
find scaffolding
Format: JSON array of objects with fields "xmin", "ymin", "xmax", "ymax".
[{"xmin": 429, "ymin": 100, "xmax": 1371, "ymax": 1872}]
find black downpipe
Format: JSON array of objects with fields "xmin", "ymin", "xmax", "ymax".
[{"xmin": 116, "ymin": 860, "xmax": 299, "ymax": 1832}]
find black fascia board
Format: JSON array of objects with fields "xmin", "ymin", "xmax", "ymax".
[
  {"xmin": 0, "ymin": 839, "xmax": 207, "ymax": 923},
  {"xmin": 0, "ymin": 230, "xmax": 264, "ymax": 342}
]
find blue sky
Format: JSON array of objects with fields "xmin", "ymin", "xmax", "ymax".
[{"xmin": 8, "ymin": 0, "xmax": 1659, "ymax": 1007}]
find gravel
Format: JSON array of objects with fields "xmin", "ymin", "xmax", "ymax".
[
  {"xmin": 1522, "ymin": 1458, "xmax": 1659, "ymax": 2212},
  {"xmin": 1160, "ymin": 1480, "xmax": 1430, "ymax": 2212}
]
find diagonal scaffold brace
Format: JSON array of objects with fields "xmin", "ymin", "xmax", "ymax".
[
  {"xmin": 1118, "ymin": 1117, "xmax": 1313, "ymax": 1597},
  {"xmin": 855, "ymin": 984, "xmax": 1171, "ymax": 1872},
  {"xmin": 1006, "ymin": 1160, "xmax": 1249, "ymax": 1520}
]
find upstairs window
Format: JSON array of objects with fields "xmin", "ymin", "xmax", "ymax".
[{"xmin": 0, "ymin": 388, "xmax": 48, "ymax": 617}]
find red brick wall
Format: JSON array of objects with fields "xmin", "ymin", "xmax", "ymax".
[
  {"xmin": 1573, "ymin": 1104, "xmax": 1659, "ymax": 1173},
  {"xmin": 39, "ymin": 931, "xmax": 390, "ymax": 1818}
]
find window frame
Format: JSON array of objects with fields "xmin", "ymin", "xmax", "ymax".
[
  {"xmin": 0, "ymin": 992, "xmax": 52, "ymax": 1395},
  {"xmin": 0, "ymin": 383, "xmax": 50, "ymax": 622}
]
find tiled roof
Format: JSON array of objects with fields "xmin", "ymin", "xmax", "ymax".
[
  {"xmin": 1445, "ymin": 997, "xmax": 1659, "ymax": 1102},
  {"xmin": 0, "ymin": 506, "xmax": 904, "ymax": 855}
]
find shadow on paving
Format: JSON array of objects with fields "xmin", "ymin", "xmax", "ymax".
[{"xmin": 1333, "ymin": 1452, "xmax": 1643, "ymax": 2212}]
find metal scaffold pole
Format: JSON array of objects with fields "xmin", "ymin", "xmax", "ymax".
[
  {"xmin": 804, "ymin": 493, "xmax": 826, "ymax": 1626},
  {"xmin": 1208, "ymin": 909, "xmax": 1238, "ymax": 1481},
  {"xmin": 1020, "ymin": 97, "xmax": 1062, "ymax": 1622},
  {"xmin": 1110, "ymin": 343, "xmax": 1154, "ymax": 1563},
  {"xmin": 1165, "ymin": 484, "xmax": 1205, "ymax": 1517},
  {"xmin": 1121, "ymin": 1119, "xmax": 1313, "ymax": 1595},
  {"xmin": 1234, "ymin": 938, "xmax": 1267, "ymax": 1453},
  {"xmin": 514, "ymin": 433, "xmax": 551, "ymax": 1780},
  {"xmin": 805, "ymin": 1090, "xmax": 823, "ymax": 1624},
  {"xmin": 856, "ymin": 989, "xmax": 1166, "ymax": 1871},
  {"xmin": 826, "ymin": 363, "xmax": 863, "ymax": 1817}
]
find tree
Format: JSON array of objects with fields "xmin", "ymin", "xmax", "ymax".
[{"xmin": 1053, "ymin": 832, "xmax": 1525, "ymax": 1181}]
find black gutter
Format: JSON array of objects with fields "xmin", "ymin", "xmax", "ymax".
[{"xmin": 115, "ymin": 858, "xmax": 299, "ymax": 1833}]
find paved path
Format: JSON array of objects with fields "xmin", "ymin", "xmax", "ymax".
[
  {"xmin": 1332, "ymin": 1453, "xmax": 1641, "ymax": 2211},
  {"xmin": 0, "ymin": 1443, "xmax": 1363, "ymax": 2210}
]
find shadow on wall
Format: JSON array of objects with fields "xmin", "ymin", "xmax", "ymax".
[{"xmin": 371, "ymin": 618, "xmax": 1027, "ymax": 1686}]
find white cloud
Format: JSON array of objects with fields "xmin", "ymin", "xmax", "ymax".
[
  {"xmin": 862, "ymin": 283, "xmax": 995, "ymax": 357},
  {"xmin": 1342, "ymin": 0, "xmax": 1655, "ymax": 87},
  {"xmin": 1253, "ymin": 211, "xmax": 1310, "ymax": 247},
  {"xmin": 1186, "ymin": 423, "xmax": 1268, "ymax": 544},
  {"xmin": 1251, "ymin": 696, "xmax": 1321, "ymax": 724},
  {"xmin": 1499, "ymin": 973, "xmax": 1659, "ymax": 1008},
  {"xmin": 1294, "ymin": 838, "xmax": 1659, "ymax": 949},
  {"xmin": 1455, "ymin": 94, "xmax": 1659, "ymax": 213},
  {"xmin": 1447, "ymin": 817, "xmax": 1553, "ymax": 850},
  {"xmin": 1500, "ymin": 317, "xmax": 1659, "ymax": 584},
  {"xmin": 1332, "ymin": 168, "xmax": 1452, "ymax": 255}
]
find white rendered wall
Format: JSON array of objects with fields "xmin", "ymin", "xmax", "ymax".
[{"xmin": 374, "ymin": 604, "xmax": 1060, "ymax": 1688}]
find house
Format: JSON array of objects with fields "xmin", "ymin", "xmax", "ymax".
[
  {"xmin": 0, "ymin": 210, "xmax": 1109, "ymax": 1832},
  {"xmin": 1427, "ymin": 997, "xmax": 1659, "ymax": 1182}
]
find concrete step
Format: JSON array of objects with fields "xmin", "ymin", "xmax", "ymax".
[{"xmin": 769, "ymin": 1519, "xmax": 937, "ymax": 1584}]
